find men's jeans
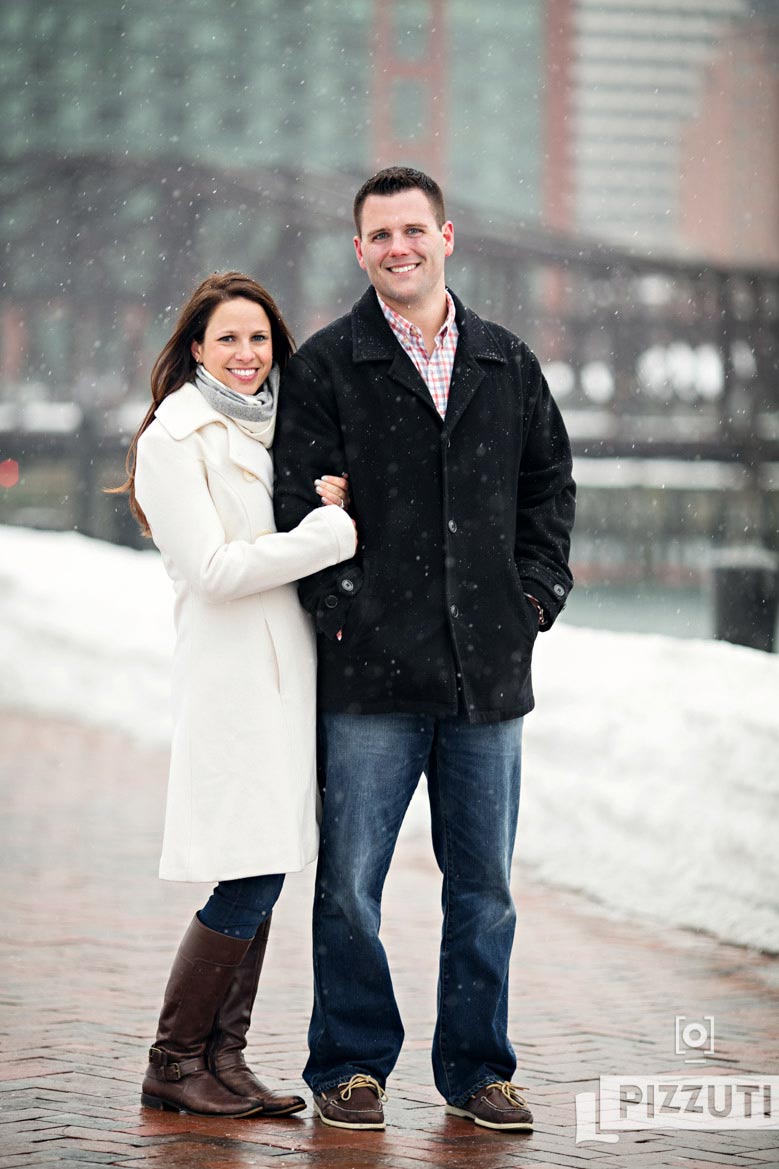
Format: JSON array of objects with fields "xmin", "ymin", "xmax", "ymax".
[{"xmin": 303, "ymin": 711, "xmax": 523, "ymax": 1106}]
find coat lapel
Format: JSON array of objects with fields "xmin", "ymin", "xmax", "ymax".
[
  {"xmin": 350, "ymin": 287, "xmax": 507, "ymax": 431},
  {"xmin": 351, "ymin": 288, "xmax": 440, "ymax": 421},
  {"xmin": 386, "ymin": 351, "xmax": 440, "ymax": 419},
  {"xmin": 225, "ymin": 423, "xmax": 274, "ymax": 492},
  {"xmin": 154, "ymin": 382, "xmax": 273, "ymax": 491},
  {"xmin": 443, "ymin": 348, "xmax": 486, "ymax": 434},
  {"xmin": 443, "ymin": 296, "xmax": 508, "ymax": 434}
]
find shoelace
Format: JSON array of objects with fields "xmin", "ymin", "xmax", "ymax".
[
  {"xmin": 484, "ymin": 1081, "xmax": 528, "ymax": 1106},
  {"xmin": 338, "ymin": 1073, "xmax": 388, "ymax": 1102}
]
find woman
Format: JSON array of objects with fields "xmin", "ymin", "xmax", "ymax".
[{"xmin": 117, "ymin": 272, "xmax": 356, "ymax": 1119}]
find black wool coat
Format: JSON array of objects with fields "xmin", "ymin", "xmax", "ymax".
[{"xmin": 273, "ymin": 287, "xmax": 575, "ymax": 724}]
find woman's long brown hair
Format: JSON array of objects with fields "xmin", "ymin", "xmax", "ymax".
[{"xmin": 109, "ymin": 271, "xmax": 295, "ymax": 535}]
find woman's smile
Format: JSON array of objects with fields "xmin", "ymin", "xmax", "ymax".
[{"xmin": 227, "ymin": 365, "xmax": 261, "ymax": 386}]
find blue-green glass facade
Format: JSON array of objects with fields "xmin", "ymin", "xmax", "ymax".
[
  {"xmin": 0, "ymin": 0, "xmax": 545, "ymax": 387},
  {"xmin": 2, "ymin": 0, "xmax": 543, "ymax": 206}
]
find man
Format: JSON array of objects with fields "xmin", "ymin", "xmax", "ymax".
[{"xmin": 273, "ymin": 166, "xmax": 575, "ymax": 1133}]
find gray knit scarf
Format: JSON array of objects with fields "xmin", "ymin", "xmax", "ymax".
[{"xmin": 194, "ymin": 363, "xmax": 278, "ymax": 448}]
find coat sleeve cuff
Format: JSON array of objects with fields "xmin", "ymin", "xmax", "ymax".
[
  {"xmin": 319, "ymin": 502, "xmax": 358, "ymax": 563},
  {"xmin": 314, "ymin": 561, "xmax": 364, "ymax": 638}
]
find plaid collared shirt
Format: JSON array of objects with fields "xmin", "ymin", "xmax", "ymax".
[{"xmin": 377, "ymin": 290, "xmax": 459, "ymax": 418}]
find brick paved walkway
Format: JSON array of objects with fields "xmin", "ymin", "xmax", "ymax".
[{"xmin": 1, "ymin": 711, "xmax": 777, "ymax": 1169}]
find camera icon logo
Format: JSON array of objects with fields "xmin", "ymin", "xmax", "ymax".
[{"xmin": 675, "ymin": 1015, "xmax": 715, "ymax": 1062}]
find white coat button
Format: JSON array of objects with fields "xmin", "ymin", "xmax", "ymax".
[
  {"xmin": 553, "ymin": 583, "xmax": 566, "ymax": 597},
  {"xmin": 450, "ymin": 604, "xmax": 459, "ymax": 618},
  {"xmin": 448, "ymin": 519, "xmax": 457, "ymax": 534}
]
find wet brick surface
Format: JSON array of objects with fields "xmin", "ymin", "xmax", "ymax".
[{"xmin": 1, "ymin": 711, "xmax": 778, "ymax": 1168}]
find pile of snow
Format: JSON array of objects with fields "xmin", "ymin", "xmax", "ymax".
[
  {"xmin": 525, "ymin": 626, "xmax": 779, "ymax": 953},
  {"xmin": 1, "ymin": 525, "xmax": 777, "ymax": 953},
  {"xmin": 0, "ymin": 527, "xmax": 173, "ymax": 747}
]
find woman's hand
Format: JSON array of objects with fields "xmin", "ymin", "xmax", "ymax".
[{"xmin": 315, "ymin": 473, "xmax": 350, "ymax": 510}]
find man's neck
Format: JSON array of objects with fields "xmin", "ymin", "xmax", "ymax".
[{"xmin": 378, "ymin": 289, "xmax": 449, "ymax": 357}]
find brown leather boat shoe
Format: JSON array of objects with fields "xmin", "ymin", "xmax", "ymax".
[
  {"xmin": 313, "ymin": 1073, "xmax": 387, "ymax": 1130},
  {"xmin": 445, "ymin": 1080, "xmax": 533, "ymax": 1131}
]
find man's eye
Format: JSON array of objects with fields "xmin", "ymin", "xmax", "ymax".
[{"xmin": 373, "ymin": 232, "xmax": 389, "ymax": 241}]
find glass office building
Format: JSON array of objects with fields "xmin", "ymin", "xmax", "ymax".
[{"xmin": 1, "ymin": 0, "xmax": 545, "ymax": 388}]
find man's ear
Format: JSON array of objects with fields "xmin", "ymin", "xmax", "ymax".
[
  {"xmin": 354, "ymin": 235, "xmax": 367, "ymax": 271},
  {"xmin": 442, "ymin": 220, "xmax": 454, "ymax": 258}
]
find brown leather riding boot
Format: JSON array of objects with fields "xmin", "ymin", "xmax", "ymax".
[
  {"xmin": 141, "ymin": 916, "xmax": 264, "ymax": 1117},
  {"xmin": 207, "ymin": 915, "xmax": 305, "ymax": 1116}
]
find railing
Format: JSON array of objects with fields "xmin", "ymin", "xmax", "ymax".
[{"xmin": 1, "ymin": 155, "xmax": 777, "ymax": 559}]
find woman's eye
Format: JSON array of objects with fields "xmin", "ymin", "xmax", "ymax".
[{"xmin": 252, "ymin": 334, "xmax": 269, "ymax": 342}]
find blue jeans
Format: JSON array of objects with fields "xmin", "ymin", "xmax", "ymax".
[
  {"xmin": 198, "ymin": 873, "xmax": 285, "ymax": 939},
  {"xmin": 304, "ymin": 711, "xmax": 523, "ymax": 1105}
]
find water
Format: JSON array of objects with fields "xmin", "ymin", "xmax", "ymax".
[{"xmin": 560, "ymin": 582, "xmax": 779, "ymax": 646}]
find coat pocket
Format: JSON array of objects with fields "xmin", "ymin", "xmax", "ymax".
[{"xmin": 509, "ymin": 561, "xmax": 541, "ymax": 644}]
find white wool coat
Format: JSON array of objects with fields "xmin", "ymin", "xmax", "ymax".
[{"xmin": 134, "ymin": 381, "xmax": 356, "ymax": 882}]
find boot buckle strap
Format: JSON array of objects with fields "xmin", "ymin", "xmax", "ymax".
[
  {"xmin": 168, "ymin": 1055, "xmax": 206, "ymax": 1081},
  {"xmin": 148, "ymin": 1048, "xmax": 205, "ymax": 1081}
]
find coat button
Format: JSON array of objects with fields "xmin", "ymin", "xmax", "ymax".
[
  {"xmin": 324, "ymin": 595, "xmax": 339, "ymax": 609},
  {"xmin": 553, "ymin": 583, "xmax": 566, "ymax": 597},
  {"xmin": 450, "ymin": 603, "xmax": 459, "ymax": 618},
  {"xmin": 340, "ymin": 578, "xmax": 355, "ymax": 593},
  {"xmin": 448, "ymin": 519, "xmax": 457, "ymax": 534}
]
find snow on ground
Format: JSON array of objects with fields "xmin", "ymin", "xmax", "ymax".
[{"xmin": 1, "ymin": 525, "xmax": 778, "ymax": 953}]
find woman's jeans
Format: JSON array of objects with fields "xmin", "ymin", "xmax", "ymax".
[
  {"xmin": 304, "ymin": 711, "xmax": 523, "ymax": 1106},
  {"xmin": 198, "ymin": 872, "xmax": 285, "ymax": 940}
]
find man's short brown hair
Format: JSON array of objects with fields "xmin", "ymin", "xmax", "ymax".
[{"xmin": 353, "ymin": 166, "xmax": 446, "ymax": 234}]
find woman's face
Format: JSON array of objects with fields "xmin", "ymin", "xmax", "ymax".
[{"xmin": 191, "ymin": 297, "xmax": 273, "ymax": 395}]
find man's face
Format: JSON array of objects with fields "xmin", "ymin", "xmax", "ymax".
[{"xmin": 354, "ymin": 189, "xmax": 454, "ymax": 314}]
